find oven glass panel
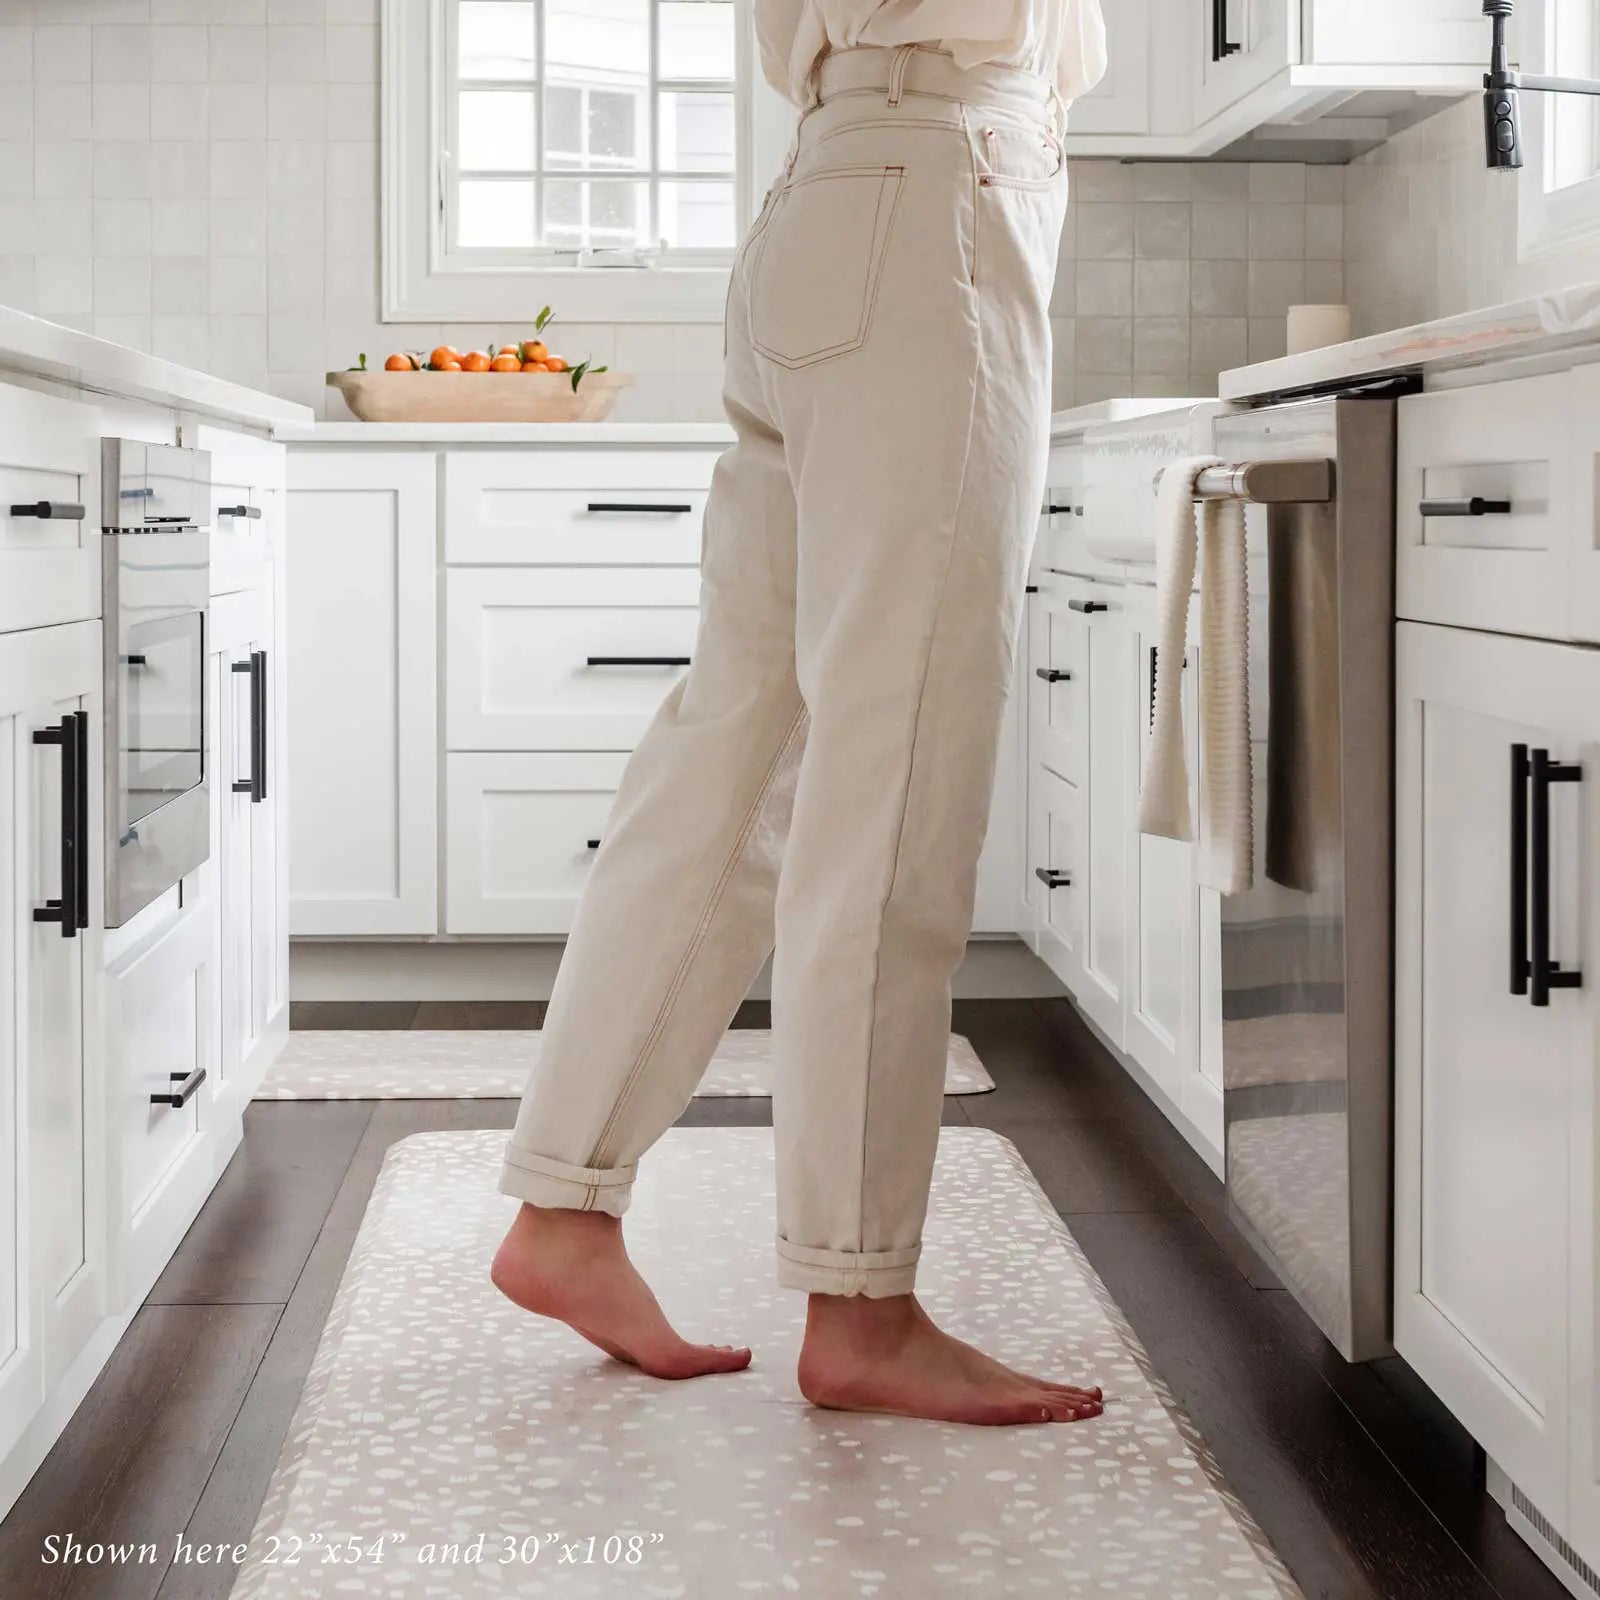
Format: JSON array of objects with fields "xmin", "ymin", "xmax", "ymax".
[{"xmin": 122, "ymin": 611, "xmax": 204, "ymax": 826}]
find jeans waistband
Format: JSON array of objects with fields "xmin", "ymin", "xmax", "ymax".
[{"xmin": 808, "ymin": 44, "xmax": 1062, "ymax": 138}]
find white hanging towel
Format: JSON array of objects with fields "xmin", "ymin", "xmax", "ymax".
[{"xmin": 1137, "ymin": 457, "xmax": 1255, "ymax": 896}]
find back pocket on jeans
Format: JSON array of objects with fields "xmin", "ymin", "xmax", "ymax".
[{"xmin": 750, "ymin": 165, "xmax": 904, "ymax": 371}]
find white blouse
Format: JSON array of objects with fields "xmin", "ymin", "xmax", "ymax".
[{"xmin": 756, "ymin": 0, "xmax": 1109, "ymax": 109}]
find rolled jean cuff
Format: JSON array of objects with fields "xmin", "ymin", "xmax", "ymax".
[
  {"xmin": 774, "ymin": 1236, "xmax": 921, "ymax": 1298},
  {"xmin": 499, "ymin": 1143, "xmax": 638, "ymax": 1217}
]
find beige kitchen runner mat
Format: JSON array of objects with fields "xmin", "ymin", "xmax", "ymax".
[
  {"xmin": 228, "ymin": 1127, "xmax": 1300, "ymax": 1599},
  {"xmin": 256, "ymin": 1029, "xmax": 994, "ymax": 1100}
]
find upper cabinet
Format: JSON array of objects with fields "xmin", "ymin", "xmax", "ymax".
[{"xmin": 1066, "ymin": 0, "xmax": 1487, "ymax": 157}]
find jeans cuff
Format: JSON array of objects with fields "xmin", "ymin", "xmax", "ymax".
[
  {"xmin": 499, "ymin": 1143, "xmax": 638, "ymax": 1218},
  {"xmin": 774, "ymin": 1236, "xmax": 922, "ymax": 1298}
]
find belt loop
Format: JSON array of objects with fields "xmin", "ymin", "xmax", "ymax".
[{"xmin": 886, "ymin": 43, "xmax": 916, "ymax": 107}]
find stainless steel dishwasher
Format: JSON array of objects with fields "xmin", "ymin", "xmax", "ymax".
[{"xmin": 1205, "ymin": 396, "xmax": 1398, "ymax": 1363}]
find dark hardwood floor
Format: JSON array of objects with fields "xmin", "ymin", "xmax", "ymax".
[{"xmin": 0, "ymin": 998, "xmax": 1569, "ymax": 1600}]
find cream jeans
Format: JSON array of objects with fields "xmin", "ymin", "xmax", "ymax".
[{"xmin": 500, "ymin": 45, "xmax": 1069, "ymax": 1297}]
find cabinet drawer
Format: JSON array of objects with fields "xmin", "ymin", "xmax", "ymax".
[
  {"xmin": 446, "ymin": 751, "xmax": 627, "ymax": 934},
  {"xmin": 447, "ymin": 566, "xmax": 700, "ymax": 751},
  {"xmin": 1028, "ymin": 762, "xmax": 1081, "ymax": 989},
  {"xmin": 1028, "ymin": 592, "xmax": 1085, "ymax": 785},
  {"xmin": 0, "ymin": 384, "xmax": 98, "ymax": 635},
  {"xmin": 1397, "ymin": 374, "xmax": 1573, "ymax": 640},
  {"xmin": 198, "ymin": 425, "xmax": 284, "ymax": 597},
  {"xmin": 444, "ymin": 449, "xmax": 716, "ymax": 565}
]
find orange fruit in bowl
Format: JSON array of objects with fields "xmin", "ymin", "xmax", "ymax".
[
  {"xmin": 519, "ymin": 339, "xmax": 549, "ymax": 364},
  {"xmin": 522, "ymin": 359, "xmax": 550, "ymax": 372},
  {"xmin": 384, "ymin": 353, "xmax": 415, "ymax": 371},
  {"xmin": 545, "ymin": 355, "xmax": 568, "ymax": 372},
  {"xmin": 436, "ymin": 358, "xmax": 463, "ymax": 371},
  {"xmin": 490, "ymin": 352, "xmax": 522, "ymax": 372},
  {"xmin": 428, "ymin": 345, "xmax": 460, "ymax": 368},
  {"xmin": 461, "ymin": 351, "xmax": 492, "ymax": 372}
]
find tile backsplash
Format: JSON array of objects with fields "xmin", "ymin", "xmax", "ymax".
[{"xmin": 0, "ymin": 5, "xmax": 1344, "ymax": 420}]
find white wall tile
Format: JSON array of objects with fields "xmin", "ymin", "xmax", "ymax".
[
  {"xmin": 94, "ymin": 195, "xmax": 151, "ymax": 254},
  {"xmin": 150, "ymin": 23, "xmax": 207, "ymax": 82},
  {"xmin": 150, "ymin": 253, "xmax": 207, "ymax": 312},
  {"xmin": 35, "ymin": 25, "xmax": 92, "ymax": 83},
  {"xmin": 34, "ymin": 140, "xmax": 93, "ymax": 197},
  {"xmin": 92, "ymin": 25, "xmax": 151, "ymax": 83},
  {"xmin": 209, "ymin": 25, "xmax": 266, "ymax": 84},
  {"xmin": 211, "ymin": 252, "xmax": 266, "ymax": 313},
  {"xmin": 34, "ymin": 83, "xmax": 92, "ymax": 142},
  {"xmin": 93, "ymin": 251, "xmax": 149, "ymax": 313},
  {"xmin": 35, "ymin": 197, "xmax": 92, "ymax": 253},
  {"xmin": 0, "ymin": 83, "xmax": 32, "ymax": 143},
  {"xmin": 0, "ymin": 29, "xmax": 34, "ymax": 83},
  {"xmin": 34, "ymin": 254, "xmax": 94, "ymax": 315}
]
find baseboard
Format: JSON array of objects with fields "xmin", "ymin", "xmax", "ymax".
[{"xmin": 290, "ymin": 937, "xmax": 1068, "ymax": 1004}]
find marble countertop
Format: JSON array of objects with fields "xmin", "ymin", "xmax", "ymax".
[
  {"xmin": 0, "ymin": 305, "xmax": 311, "ymax": 429},
  {"xmin": 1220, "ymin": 280, "xmax": 1600, "ymax": 401},
  {"xmin": 1050, "ymin": 398, "xmax": 1209, "ymax": 435},
  {"xmin": 278, "ymin": 420, "xmax": 735, "ymax": 445}
]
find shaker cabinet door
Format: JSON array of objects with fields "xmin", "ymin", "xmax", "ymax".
[{"xmin": 1394, "ymin": 621, "xmax": 1599, "ymax": 1523}]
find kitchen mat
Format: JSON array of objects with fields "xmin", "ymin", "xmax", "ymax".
[
  {"xmin": 229, "ymin": 1127, "xmax": 1300, "ymax": 1599},
  {"xmin": 255, "ymin": 1029, "xmax": 994, "ymax": 1100}
]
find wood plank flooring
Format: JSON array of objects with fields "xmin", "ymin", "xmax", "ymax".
[{"xmin": 0, "ymin": 998, "xmax": 1571, "ymax": 1600}]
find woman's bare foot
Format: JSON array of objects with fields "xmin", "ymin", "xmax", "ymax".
[
  {"xmin": 491, "ymin": 1204, "xmax": 751, "ymax": 1380},
  {"xmin": 797, "ymin": 1293, "xmax": 1102, "ymax": 1426}
]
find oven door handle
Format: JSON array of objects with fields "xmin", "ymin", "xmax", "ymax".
[
  {"xmin": 231, "ymin": 651, "xmax": 267, "ymax": 804},
  {"xmin": 31, "ymin": 712, "xmax": 88, "ymax": 939}
]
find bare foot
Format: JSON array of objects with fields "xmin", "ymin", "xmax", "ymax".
[
  {"xmin": 491, "ymin": 1204, "xmax": 752, "ymax": 1380},
  {"xmin": 797, "ymin": 1293, "xmax": 1102, "ymax": 1426}
]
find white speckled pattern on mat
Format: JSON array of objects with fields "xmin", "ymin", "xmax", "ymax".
[
  {"xmin": 229, "ymin": 1128, "xmax": 1300, "ymax": 1599},
  {"xmin": 255, "ymin": 1030, "xmax": 994, "ymax": 1100}
]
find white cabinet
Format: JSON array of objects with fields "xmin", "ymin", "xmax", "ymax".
[
  {"xmin": 0, "ymin": 386, "xmax": 99, "ymax": 636},
  {"xmin": 286, "ymin": 451, "xmax": 438, "ymax": 936},
  {"xmin": 1066, "ymin": 0, "xmax": 1151, "ymax": 135},
  {"xmin": 209, "ymin": 585, "xmax": 286, "ymax": 1119},
  {"xmin": 1303, "ymin": 0, "xmax": 1485, "ymax": 66},
  {"xmin": 1395, "ymin": 620, "xmax": 1597, "ymax": 1534},
  {"xmin": 0, "ymin": 621, "xmax": 105, "ymax": 1465},
  {"xmin": 1193, "ymin": 0, "xmax": 1293, "ymax": 128},
  {"xmin": 196, "ymin": 424, "xmax": 283, "ymax": 598}
]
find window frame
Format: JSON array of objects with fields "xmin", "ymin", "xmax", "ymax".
[
  {"xmin": 1518, "ymin": 0, "xmax": 1600, "ymax": 260},
  {"xmin": 382, "ymin": 0, "xmax": 794, "ymax": 323}
]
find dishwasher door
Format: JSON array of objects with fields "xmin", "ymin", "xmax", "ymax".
[{"xmin": 1213, "ymin": 396, "xmax": 1397, "ymax": 1363}]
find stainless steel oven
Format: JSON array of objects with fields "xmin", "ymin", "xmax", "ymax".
[{"xmin": 101, "ymin": 438, "xmax": 212, "ymax": 927}]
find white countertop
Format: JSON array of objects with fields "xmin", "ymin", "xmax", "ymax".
[
  {"xmin": 1219, "ymin": 280, "xmax": 1600, "ymax": 401},
  {"xmin": 0, "ymin": 306, "xmax": 311, "ymax": 430},
  {"xmin": 277, "ymin": 420, "xmax": 736, "ymax": 445},
  {"xmin": 1050, "ymin": 399, "xmax": 1209, "ymax": 435}
]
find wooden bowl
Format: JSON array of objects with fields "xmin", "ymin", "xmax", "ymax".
[{"xmin": 327, "ymin": 369, "xmax": 634, "ymax": 424}]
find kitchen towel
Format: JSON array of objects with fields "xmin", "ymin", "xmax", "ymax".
[{"xmin": 1138, "ymin": 456, "xmax": 1255, "ymax": 896}]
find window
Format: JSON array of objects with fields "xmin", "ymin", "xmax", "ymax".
[
  {"xmin": 1519, "ymin": 0, "xmax": 1600, "ymax": 257},
  {"xmin": 383, "ymin": 0, "xmax": 793, "ymax": 321}
]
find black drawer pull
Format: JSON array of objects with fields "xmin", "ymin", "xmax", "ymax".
[
  {"xmin": 1035, "ymin": 868, "xmax": 1071, "ymax": 890},
  {"xmin": 585, "ymin": 502, "xmax": 693, "ymax": 515},
  {"xmin": 31, "ymin": 712, "xmax": 88, "ymax": 939},
  {"xmin": 1035, "ymin": 667, "xmax": 1072, "ymax": 683},
  {"xmin": 585, "ymin": 655, "xmax": 691, "ymax": 668},
  {"xmin": 1025, "ymin": 584, "xmax": 1038, "ymax": 594},
  {"xmin": 1511, "ymin": 744, "xmax": 1529, "ymax": 997},
  {"xmin": 586, "ymin": 838, "xmax": 602, "ymax": 850},
  {"xmin": 1068, "ymin": 599, "xmax": 1109, "ymax": 615},
  {"xmin": 1046, "ymin": 503, "xmax": 1084, "ymax": 517},
  {"xmin": 218, "ymin": 503, "xmax": 262, "ymax": 520},
  {"xmin": 1420, "ymin": 497, "xmax": 1513, "ymax": 518},
  {"xmin": 1528, "ymin": 747, "xmax": 1583, "ymax": 1007},
  {"xmin": 151, "ymin": 1067, "xmax": 206, "ymax": 1109},
  {"xmin": 231, "ymin": 651, "xmax": 267, "ymax": 803},
  {"xmin": 10, "ymin": 501, "xmax": 86, "ymax": 520}
]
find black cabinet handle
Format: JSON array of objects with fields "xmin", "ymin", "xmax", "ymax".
[
  {"xmin": 1025, "ymin": 584, "xmax": 1038, "ymax": 594},
  {"xmin": 1420, "ymin": 497, "xmax": 1512, "ymax": 518},
  {"xmin": 1528, "ymin": 747, "xmax": 1583, "ymax": 1007},
  {"xmin": 10, "ymin": 501, "xmax": 86, "ymax": 520},
  {"xmin": 31, "ymin": 712, "xmax": 87, "ymax": 939},
  {"xmin": 231, "ymin": 651, "xmax": 267, "ymax": 803},
  {"xmin": 1035, "ymin": 667, "xmax": 1071, "ymax": 683},
  {"xmin": 151, "ymin": 1067, "xmax": 206, "ymax": 1109},
  {"xmin": 585, "ymin": 655, "xmax": 691, "ymax": 668},
  {"xmin": 1068, "ymin": 599, "xmax": 1109, "ymax": 615},
  {"xmin": 1511, "ymin": 744, "xmax": 1530, "ymax": 996},
  {"xmin": 1035, "ymin": 868, "xmax": 1071, "ymax": 890},
  {"xmin": 1046, "ymin": 503, "xmax": 1084, "ymax": 517},
  {"xmin": 586, "ymin": 838, "xmax": 602, "ymax": 850},
  {"xmin": 218, "ymin": 503, "xmax": 262, "ymax": 520},
  {"xmin": 585, "ymin": 502, "xmax": 693, "ymax": 515},
  {"xmin": 1212, "ymin": 0, "xmax": 1240, "ymax": 61}
]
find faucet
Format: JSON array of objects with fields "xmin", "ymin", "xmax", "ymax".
[{"xmin": 1483, "ymin": 0, "xmax": 1600, "ymax": 170}]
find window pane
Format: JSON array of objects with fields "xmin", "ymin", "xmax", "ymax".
[
  {"xmin": 657, "ymin": 91, "xmax": 734, "ymax": 173},
  {"xmin": 544, "ymin": 178, "xmax": 649, "ymax": 249},
  {"xmin": 458, "ymin": 179, "xmax": 536, "ymax": 247},
  {"xmin": 546, "ymin": 84, "xmax": 645, "ymax": 171},
  {"xmin": 545, "ymin": 0, "xmax": 649, "ymax": 79},
  {"xmin": 459, "ymin": 1, "xmax": 537, "ymax": 81},
  {"xmin": 660, "ymin": 1, "xmax": 735, "ymax": 80},
  {"xmin": 659, "ymin": 180, "xmax": 735, "ymax": 248},
  {"xmin": 459, "ymin": 89, "xmax": 536, "ymax": 171}
]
